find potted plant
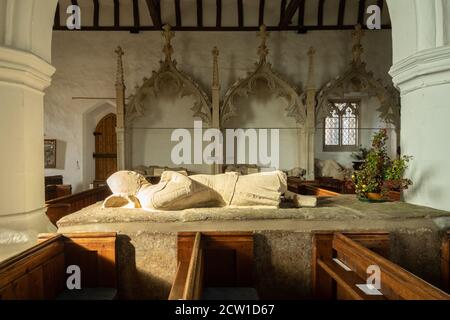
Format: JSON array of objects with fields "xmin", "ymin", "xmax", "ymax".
[
  {"xmin": 351, "ymin": 146, "xmax": 369, "ymax": 170},
  {"xmin": 352, "ymin": 129, "xmax": 412, "ymax": 201},
  {"xmin": 382, "ymin": 156, "xmax": 413, "ymax": 201}
]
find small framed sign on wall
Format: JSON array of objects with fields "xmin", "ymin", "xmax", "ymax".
[{"xmin": 44, "ymin": 139, "xmax": 57, "ymax": 168}]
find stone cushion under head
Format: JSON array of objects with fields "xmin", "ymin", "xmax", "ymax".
[
  {"xmin": 106, "ymin": 170, "xmax": 149, "ymax": 195},
  {"xmin": 102, "ymin": 194, "xmax": 141, "ymax": 209}
]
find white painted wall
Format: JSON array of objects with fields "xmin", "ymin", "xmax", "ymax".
[
  {"xmin": 45, "ymin": 29, "xmax": 392, "ymax": 192},
  {"xmin": 315, "ymin": 96, "xmax": 397, "ymax": 168},
  {"xmin": 388, "ymin": 0, "xmax": 450, "ymax": 211}
]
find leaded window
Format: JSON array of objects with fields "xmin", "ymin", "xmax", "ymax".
[{"xmin": 323, "ymin": 100, "xmax": 360, "ymax": 152}]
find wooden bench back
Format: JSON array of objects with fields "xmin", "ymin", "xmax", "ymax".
[
  {"xmin": 313, "ymin": 232, "xmax": 450, "ymax": 300},
  {"xmin": 169, "ymin": 232, "xmax": 253, "ymax": 300},
  {"xmin": 45, "ymin": 186, "xmax": 111, "ymax": 225},
  {"xmin": 442, "ymin": 231, "xmax": 450, "ymax": 292},
  {"xmin": 0, "ymin": 232, "xmax": 117, "ymax": 300}
]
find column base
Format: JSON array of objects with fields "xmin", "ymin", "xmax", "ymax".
[{"xmin": 0, "ymin": 208, "xmax": 56, "ymax": 261}]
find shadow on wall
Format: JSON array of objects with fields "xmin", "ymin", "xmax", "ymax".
[
  {"xmin": 55, "ymin": 140, "xmax": 66, "ymax": 170},
  {"xmin": 405, "ymin": 164, "xmax": 441, "ymax": 205}
]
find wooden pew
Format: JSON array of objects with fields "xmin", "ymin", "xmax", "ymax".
[
  {"xmin": 169, "ymin": 232, "xmax": 255, "ymax": 300},
  {"xmin": 0, "ymin": 233, "xmax": 117, "ymax": 300},
  {"xmin": 45, "ymin": 186, "xmax": 111, "ymax": 226},
  {"xmin": 312, "ymin": 232, "xmax": 450, "ymax": 300},
  {"xmin": 442, "ymin": 231, "xmax": 450, "ymax": 292}
]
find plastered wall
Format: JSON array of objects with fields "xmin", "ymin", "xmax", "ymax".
[{"xmin": 44, "ymin": 29, "xmax": 393, "ymax": 192}]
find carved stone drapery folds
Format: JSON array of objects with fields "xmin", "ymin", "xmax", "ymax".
[
  {"xmin": 220, "ymin": 25, "xmax": 306, "ymax": 127},
  {"xmin": 125, "ymin": 25, "xmax": 211, "ymax": 126},
  {"xmin": 316, "ymin": 25, "xmax": 400, "ymax": 130}
]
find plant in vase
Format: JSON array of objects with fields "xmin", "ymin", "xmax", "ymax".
[
  {"xmin": 383, "ymin": 156, "xmax": 413, "ymax": 194},
  {"xmin": 352, "ymin": 129, "xmax": 412, "ymax": 201}
]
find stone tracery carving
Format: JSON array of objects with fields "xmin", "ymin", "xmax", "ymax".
[
  {"xmin": 126, "ymin": 25, "xmax": 212, "ymax": 126},
  {"xmin": 316, "ymin": 24, "xmax": 400, "ymax": 130},
  {"xmin": 220, "ymin": 25, "xmax": 306, "ymax": 126}
]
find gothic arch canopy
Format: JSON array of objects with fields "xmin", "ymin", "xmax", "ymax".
[
  {"xmin": 316, "ymin": 25, "xmax": 400, "ymax": 129},
  {"xmin": 125, "ymin": 25, "xmax": 211, "ymax": 126},
  {"xmin": 220, "ymin": 25, "xmax": 306, "ymax": 127}
]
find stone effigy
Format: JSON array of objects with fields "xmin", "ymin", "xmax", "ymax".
[{"xmin": 103, "ymin": 170, "xmax": 317, "ymax": 211}]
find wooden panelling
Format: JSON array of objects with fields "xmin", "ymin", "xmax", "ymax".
[
  {"xmin": 312, "ymin": 232, "xmax": 450, "ymax": 300},
  {"xmin": 0, "ymin": 233, "xmax": 117, "ymax": 300},
  {"xmin": 442, "ymin": 231, "xmax": 450, "ymax": 292},
  {"xmin": 0, "ymin": 235, "xmax": 64, "ymax": 300},
  {"xmin": 45, "ymin": 186, "xmax": 111, "ymax": 225},
  {"xmin": 39, "ymin": 233, "xmax": 117, "ymax": 289},
  {"xmin": 170, "ymin": 232, "xmax": 254, "ymax": 300}
]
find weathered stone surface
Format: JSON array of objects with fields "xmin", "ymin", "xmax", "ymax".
[{"xmin": 57, "ymin": 197, "xmax": 450, "ymax": 299}]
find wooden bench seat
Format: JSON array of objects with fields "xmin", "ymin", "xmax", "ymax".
[
  {"xmin": 313, "ymin": 232, "xmax": 450, "ymax": 300},
  {"xmin": 168, "ymin": 232, "xmax": 255, "ymax": 300},
  {"xmin": 0, "ymin": 232, "xmax": 117, "ymax": 300}
]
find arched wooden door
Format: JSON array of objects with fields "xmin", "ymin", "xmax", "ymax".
[{"xmin": 94, "ymin": 113, "xmax": 117, "ymax": 186}]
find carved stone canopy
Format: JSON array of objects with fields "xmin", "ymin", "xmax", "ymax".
[
  {"xmin": 316, "ymin": 25, "xmax": 400, "ymax": 129},
  {"xmin": 220, "ymin": 25, "xmax": 306, "ymax": 127},
  {"xmin": 126, "ymin": 25, "xmax": 211, "ymax": 126}
]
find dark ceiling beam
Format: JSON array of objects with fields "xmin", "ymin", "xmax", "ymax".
[
  {"xmin": 337, "ymin": 0, "xmax": 346, "ymax": 26},
  {"xmin": 317, "ymin": 0, "xmax": 325, "ymax": 26},
  {"xmin": 113, "ymin": 0, "xmax": 120, "ymax": 28},
  {"xmin": 279, "ymin": 0, "xmax": 287, "ymax": 26},
  {"xmin": 297, "ymin": 0, "xmax": 306, "ymax": 33},
  {"xmin": 131, "ymin": 0, "xmax": 140, "ymax": 33},
  {"xmin": 53, "ymin": 24, "xmax": 391, "ymax": 32},
  {"xmin": 175, "ymin": 0, "xmax": 181, "ymax": 27},
  {"xmin": 258, "ymin": 0, "xmax": 265, "ymax": 26},
  {"xmin": 93, "ymin": 0, "xmax": 100, "ymax": 28},
  {"xmin": 145, "ymin": 0, "xmax": 162, "ymax": 29},
  {"xmin": 357, "ymin": 0, "xmax": 367, "ymax": 25},
  {"xmin": 216, "ymin": 0, "xmax": 222, "ymax": 27},
  {"xmin": 237, "ymin": 0, "xmax": 244, "ymax": 27},
  {"xmin": 280, "ymin": 0, "xmax": 300, "ymax": 26},
  {"xmin": 54, "ymin": 2, "xmax": 60, "ymax": 28},
  {"xmin": 197, "ymin": 0, "xmax": 203, "ymax": 27}
]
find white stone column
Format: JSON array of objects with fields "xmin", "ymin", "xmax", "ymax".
[
  {"xmin": 0, "ymin": 0, "xmax": 59, "ymax": 248},
  {"xmin": 0, "ymin": 47, "xmax": 56, "ymax": 232},
  {"xmin": 388, "ymin": 0, "xmax": 450, "ymax": 211}
]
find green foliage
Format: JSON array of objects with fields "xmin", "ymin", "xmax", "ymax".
[
  {"xmin": 351, "ymin": 146, "xmax": 370, "ymax": 161},
  {"xmin": 352, "ymin": 129, "xmax": 413, "ymax": 199}
]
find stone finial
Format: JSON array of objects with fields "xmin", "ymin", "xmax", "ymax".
[
  {"xmin": 352, "ymin": 24, "xmax": 365, "ymax": 64},
  {"xmin": 162, "ymin": 24, "xmax": 175, "ymax": 62},
  {"xmin": 306, "ymin": 47, "xmax": 316, "ymax": 90},
  {"xmin": 212, "ymin": 46, "xmax": 220, "ymax": 88},
  {"xmin": 257, "ymin": 25, "xmax": 269, "ymax": 63},
  {"xmin": 115, "ymin": 46, "xmax": 125, "ymax": 86}
]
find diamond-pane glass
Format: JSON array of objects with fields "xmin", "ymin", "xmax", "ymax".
[
  {"xmin": 342, "ymin": 107, "xmax": 357, "ymax": 145},
  {"xmin": 325, "ymin": 116, "xmax": 339, "ymax": 145},
  {"xmin": 324, "ymin": 101, "xmax": 360, "ymax": 149}
]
